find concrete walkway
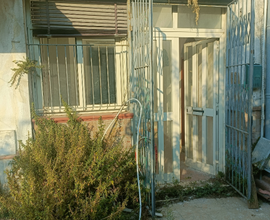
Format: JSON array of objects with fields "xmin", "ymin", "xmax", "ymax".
[{"xmin": 159, "ymin": 197, "xmax": 270, "ymax": 220}]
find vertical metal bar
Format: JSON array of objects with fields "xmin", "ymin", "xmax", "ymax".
[
  {"xmin": 73, "ymin": 45, "xmax": 78, "ymax": 110},
  {"xmin": 106, "ymin": 46, "xmax": 110, "ymax": 105},
  {"xmin": 125, "ymin": 44, "xmax": 129, "ymax": 101},
  {"xmin": 243, "ymin": 0, "xmax": 247, "ymax": 195},
  {"xmin": 119, "ymin": 45, "xmax": 122, "ymax": 103},
  {"xmin": 247, "ymin": 0, "xmax": 255, "ymax": 200},
  {"xmin": 47, "ymin": 45, "xmax": 53, "ymax": 112},
  {"xmin": 226, "ymin": 3, "xmax": 230, "ymax": 182},
  {"xmin": 238, "ymin": 0, "xmax": 242, "ymax": 192},
  {"xmin": 98, "ymin": 46, "xmax": 102, "ymax": 106},
  {"xmin": 114, "ymin": 45, "xmax": 117, "ymax": 107},
  {"xmin": 81, "ymin": 44, "xmax": 85, "ymax": 110},
  {"xmin": 38, "ymin": 45, "xmax": 45, "ymax": 110},
  {"xmin": 64, "ymin": 46, "xmax": 70, "ymax": 105},
  {"xmin": 235, "ymin": 1, "xmax": 239, "ymax": 189},
  {"xmin": 127, "ymin": 0, "xmax": 131, "ymax": 102},
  {"xmin": 55, "ymin": 46, "xmax": 62, "ymax": 112},
  {"xmin": 229, "ymin": 4, "xmax": 233, "ymax": 185},
  {"xmin": 28, "ymin": 44, "xmax": 35, "ymax": 110},
  {"xmin": 90, "ymin": 46, "xmax": 95, "ymax": 108},
  {"xmin": 231, "ymin": 3, "xmax": 235, "ymax": 187},
  {"xmin": 243, "ymin": 0, "xmax": 247, "ymax": 194},
  {"xmin": 149, "ymin": 0, "xmax": 155, "ymax": 216}
]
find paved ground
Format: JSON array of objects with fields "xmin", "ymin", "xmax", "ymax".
[{"xmin": 158, "ymin": 197, "xmax": 270, "ymax": 220}]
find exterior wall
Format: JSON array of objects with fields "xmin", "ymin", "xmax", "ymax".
[
  {"xmin": 85, "ymin": 118, "xmax": 133, "ymax": 150},
  {"xmin": 253, "ymin": 0, "xmax": 265, "ymax": 107},
  {"xmin": 51, "ymin": 113, "xmax": 133, "ymax": 149},
  {"xmin": 0, "ymin": 0, "xmax": 32, "ymax": 183},
  {"xmin": 252, "ymin": 0, "xmax": 265, "ymax": 143}
]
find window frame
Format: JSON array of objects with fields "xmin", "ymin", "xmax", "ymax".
[{"xmin": 29, "ymin": 37, "xmax": 128, "ymax": 114}]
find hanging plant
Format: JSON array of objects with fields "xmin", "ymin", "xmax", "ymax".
[
  {"xmin": 9, "ymin": 57, "xmax": 42, "ymax": 89},
  {"xmin": 188, "ymin": 0, "xmax": 200, "ymax": 25}
]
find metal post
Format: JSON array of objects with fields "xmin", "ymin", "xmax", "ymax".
[
  {"xmin": 247, "ymin": 0, "xmax": 255, "ymax": 200},
  {"xmin": 150, "ymin": 1, "xmax": 155, "ymax": 218},
  {"xmin": 265, "ymin": 0, "xmax": 270, "ymax": 139},
  {"xmin": 261, "ymin": 0, "xmax": 268, "ymax": 138}
]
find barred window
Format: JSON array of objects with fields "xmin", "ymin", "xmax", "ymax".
[{"xmin": 29, "ymin": 37, "xmax": 128, "ymax": 113}]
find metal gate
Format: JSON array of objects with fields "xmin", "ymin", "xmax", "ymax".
[
  {"xmin": 130, "ymin": 0, "xmax": 155, "ymax": 213},
  {"xmin": 225, "ymin": 0, "xmax": 254, "ymax": 199}
]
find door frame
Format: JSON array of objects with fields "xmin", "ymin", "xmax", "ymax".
[
  {"xmin": 154, "ymin": 33, "xmax": 180, "ymax": 183},
  {"xmin": 153, "ymin": 8, "xmax": 227, "ymax": 176},
  {"xmin": 184, "ymin": 39, "xmax": 220, "ymax": 175}
]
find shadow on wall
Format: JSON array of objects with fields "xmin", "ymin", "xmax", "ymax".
[{"xmin": 0, "ymin": 0, "xmax": 26, "ymax": 53}]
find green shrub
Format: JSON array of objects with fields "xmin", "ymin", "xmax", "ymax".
[{"xmin": 0, "ymin": 103, "xmax": 141, "ymax": 220}]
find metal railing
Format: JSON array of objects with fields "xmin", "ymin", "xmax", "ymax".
[
  {"xmin": 27, "ymin": 41, "xmax": 128, "ymax": 114},
  {"xmin": 225, "ymin": 0, "xmax": 254, "ymax": 199},
  {"xmin": 130, "ymin": 0, "xmax": 155, "ymax": 214}
]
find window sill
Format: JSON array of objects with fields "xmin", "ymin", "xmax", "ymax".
[
  {"xmin": 33, "ymin": 112, "xmax": 134, "ymax": 124},
  {"xmin": 0, "ymin": 154, "xmax": 17, "ymax": 160}
]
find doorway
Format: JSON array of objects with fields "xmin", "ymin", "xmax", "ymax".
[
  {"xmin": 153, "ymin": 36, "xmax": 221, "ymax": 183},
  {"xmin": 184, "ymin": 39, "xmax": 220, "ymax": 175}
]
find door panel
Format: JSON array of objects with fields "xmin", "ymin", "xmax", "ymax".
[
  {"xmin": 184, "ymin": 39, "xmax": 219, "ymax": 175},
  {"xmin": 154, "ymin": 36, "xmax": 180, "ymax": 183}
]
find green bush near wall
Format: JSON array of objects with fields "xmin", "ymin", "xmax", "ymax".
[{"xmin": 0, "ymin": 103, "xmax": 142, "ymax": 220}]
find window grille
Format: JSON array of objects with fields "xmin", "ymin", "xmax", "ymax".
[{"xmin": 28, "ymin": 38, "xmax": 128, "ymax": 114}]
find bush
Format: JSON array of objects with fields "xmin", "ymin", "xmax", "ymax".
[{"xmin": 0, "ymin": 103, "xmax": 141, "ymax": 220}]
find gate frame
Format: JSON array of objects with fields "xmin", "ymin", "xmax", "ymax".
[{"xmin": 225, "ymin": 0, "xmax": 255, "ymax": 200}]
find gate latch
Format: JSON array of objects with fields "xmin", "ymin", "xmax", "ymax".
[{"xmin": 192, "ymin": 107, "xmax": 204, "ymax": 116}]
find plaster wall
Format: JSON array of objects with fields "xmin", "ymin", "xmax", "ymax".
[
  {"xmin": 250, "ymin": 0, "xmax": 265, "ymax": 143},
  {"xmin": 0, "ymin": 0, "xmax": 32, "ymax": 183},
  {"xmin": 253, "ymin": 0, "xmax": 265, "ymax": 107}
]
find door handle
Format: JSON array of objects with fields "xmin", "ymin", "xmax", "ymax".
[
  {"xmin": 192, "ymin": 108, "xmax": 204, "ymax": 116},
  {"xmin": 193, "ymin": 109, "xmax": 204, "ymax": 113}
]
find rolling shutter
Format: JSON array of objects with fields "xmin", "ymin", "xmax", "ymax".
[
  {"xmin": 31, "ymin": 0, "xmax": 128, "ymax": 36},
  {"xmin": 153, "ymin": 0, "xmax": 233, "ymax": 5}
]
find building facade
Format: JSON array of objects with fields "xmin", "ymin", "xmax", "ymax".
[{"xmin": 0, "ymin": 0, "xmax": 268, "ymax": 202}]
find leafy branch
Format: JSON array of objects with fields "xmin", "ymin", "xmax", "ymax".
[
  {"xmin": 9, "ymin": 57, "xmax": 42, "ymax": 89},
  {"xmin": 188, "ymin": 0, "xmax": 200, "ymax": 25}
]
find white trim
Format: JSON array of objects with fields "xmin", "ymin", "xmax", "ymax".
[
  {"xmin": 31, "ymin": 38, "xmax": 128, "ymax": 114},
  {"xmin": 172, "ymin": 38, "xmax": 180, "ymax": 180},
  {"xmin": 154, "ymin": 35, "xmax": 180, "ymax": 183},
  {"xmin": 202, "ymin": 43, "xmax": 207, "ymax": 165},
  {"xmin": 219, "ymin": 8, "xmax": 227, "ymax": 173},
  {"xmin": 184, "ymin": 39, "xmax": 220, "ymax": 176},
  {"xmin": 76, "ymin": 39, "xmax": 86, "ymax": 110}
]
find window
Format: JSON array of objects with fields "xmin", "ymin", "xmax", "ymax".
[{"xmin": 29, "ymin": 37, "xmax": 128, "ymax": 113}]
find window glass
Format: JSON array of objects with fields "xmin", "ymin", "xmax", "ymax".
[
  {"xmin": 153, "ymin": 5, "xmax": 173, "ymax": 28},
  {"xmin": 178, "ymin": 6, "xmax": 222, "ymax": 29},
  {"xmin": 40, "ymin": 38, "xmax": 78, "ymax": 107},
  {"xmin": 39, "ymin": 38, "xmax": 119, "ymax": 110},
  {"xmin": 83, "ymin": 42, "xmax": 116, "ymax": 105}
]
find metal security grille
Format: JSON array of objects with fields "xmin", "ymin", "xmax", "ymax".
[
  {"xmin": 130, "ymin": 0, "xmax": 155, "ymax": 212},
  {"xmin": 225, "ymin": 0, "xmax": 254, "ymax": 199},
  {"xmin": 28, "ymin": 39, "xmax": 128, "ymax": 114},
  {"xmin": 31, "ymin": 0, "xmax": 127, "ymax": 36}
]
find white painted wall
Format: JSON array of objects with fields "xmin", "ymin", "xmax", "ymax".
[
  {"xmin": 253, "ymin": 0, "xmax": 265, "ymax": 107},
  {"xmin": 0, "ymin": 0, "xmax": 32, "ymax": 183}
]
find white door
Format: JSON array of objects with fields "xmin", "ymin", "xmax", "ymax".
[
  {"xmin": 154, "ymin": 36, "xmax": 180, "ymax": 183},
  {"xmin": 184, "ymin": 39, "xmax": 219, "ymax": 175}
]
